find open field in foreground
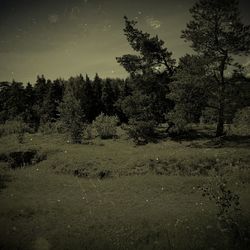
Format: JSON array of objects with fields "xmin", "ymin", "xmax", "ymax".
[{"xmin": 0, "ymin": 130, "xmax": 250, "ymax": 250}]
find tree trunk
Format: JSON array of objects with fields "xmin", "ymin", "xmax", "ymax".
[
  {"xmin": 216, "ymin": 101, "xmax": 225, "ymax": 137},
  {"xmin": 216, "ymin": 56, "xmax": 227, "ymax": 137}
]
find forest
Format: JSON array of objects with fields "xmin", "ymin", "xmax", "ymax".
[{"xmin": 0, "ymin": 0, "xmax": 250, "ymax": 249}]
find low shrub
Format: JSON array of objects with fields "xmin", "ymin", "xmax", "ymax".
[
  {"xmin": 198, "ymin": 176, "xmax": 248, "ymax": 249},
  {"xmin": 92, "ymin": 113, "xmax": 119, "ymax": 139},
  {"xmin": 82, "ymin": 124, "xmax": 93, "ymax": 140},
  {"xmin": 38, "ymin": 121, "xmax": 66, "ymax": 135},
  {"xmin": 0, "ymin": 120, "xmax": 30, "ymax": 143},
  {"xmin": 231, "ymin": 107, "xmax": 250, "ymax": 136},
  {"xmin": 127, "ymin": 119, "xmax": 156, "ymax": 145}
]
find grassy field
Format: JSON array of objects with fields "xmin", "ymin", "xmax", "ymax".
[{"xmin": 0, "ymin": 128, "xmax": 250, "ymax": 250}]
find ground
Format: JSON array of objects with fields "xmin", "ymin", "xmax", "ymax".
[{"xmin": 0, "ymin": 127, "xmax": 250, "ymax": 250}]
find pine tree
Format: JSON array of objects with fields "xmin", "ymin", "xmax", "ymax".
[
  {"xmin": 182, "ymin": 0, "xmax": 250, "ymax": 136},
  {"xmin": 116, "ymin": 16, "xmax": 175, "ymax": 125},
  {"xmin": 92, "ymin": 73, "xmax": 103, "ymax": 118}
]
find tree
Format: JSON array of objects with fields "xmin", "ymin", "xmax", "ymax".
[
  {"xmin": 58, "ymin": 85, "xmax": 83, "ymax": 143},
  {"xmin": 92, "ymin": 73, "xmax": 103, "ymax": 119},
  {"xmin": 39, "ymin": 79, "xmax": 64, "ymax": 124},
  {"xmin": 0, "ymin": 81, "xmax": 26, "ymax": 122},
  {"xmin": 101, "ymin": 78, "xmax": 116, "ymax": 116},
  {"xmin": 116, "ymin": 16, "xmax": 175, "ymax": 136},
  {"xmin": 168, "ymin": 54, "xmax": 212, "ymax": 130},
  {"xmin": 182, "ymin": 0, "xmax": 250, "ymax": 136},
  {"xmin": 117, "ymin": 16, "xmax": 175, "ymax": 77},
  {"xmin": 80, "ymin": 74, "xmax": 95, "ymax": 122}
]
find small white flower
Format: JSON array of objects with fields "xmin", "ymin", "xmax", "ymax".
[
  {"xmin": 57, "ymin": 199, "xmax": 61, "ymax": 202},
  {"xmin": 146, "ymin": 199, "xmax": 149, "ymax": 202}
]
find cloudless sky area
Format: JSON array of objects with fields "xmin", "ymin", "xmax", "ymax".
[{"xmin": 0, "ymin": 0, "xmax": 250, "ymax": 83}]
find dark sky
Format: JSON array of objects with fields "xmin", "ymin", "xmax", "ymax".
[{"xmin": 0, "ymin": 0, "xmax": 250, "ymax": 83}]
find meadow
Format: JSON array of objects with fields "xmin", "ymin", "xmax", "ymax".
[{"xmin": 0, "ymin": 126, "xmax": 250, "ymax": 250}]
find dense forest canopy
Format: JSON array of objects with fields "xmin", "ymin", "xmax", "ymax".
[{"xmin": 1, "ymin": 0, "xmax": 250, "ymax": 142}]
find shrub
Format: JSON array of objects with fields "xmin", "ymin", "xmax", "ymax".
[
  {"xmin": 92, "ymin": 113, "xmax": 119, "ymax": 139},
  {"xmin": 38, "ymin": 121, "xmax": 66, "ymax": 135},
  {"xmin": 127, "ymin": 119, "xmax": 155, "ymax": 145},
  {"xmin": 167, "ymin": 108, "xmax": 189, "ymax": 135},
  {"xmin": 232, "ymin": 107, "xmax": 250, "ymax": 135},
  {"xmin": 199, "ymin": 176, "xmax": 248, "ymax": 248},
  {"xmin": 82, "ymin": 124, "xmax": 93, "ymax": 140},
  {"xmin": 0, "ymin": 120, "xmax": 29, "ymax": 143}
]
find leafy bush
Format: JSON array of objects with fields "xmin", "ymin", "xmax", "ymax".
[
  {"xmin": 38, "ymin": 121, "xmax": 66, "ymax": 135},
  {"xmin": 127, "ymin": 119, "xmax": 155, "ymax": 145},
  {"xmin": 232, "ymin": 107, "xmax": 250, "ymax": 135},
  {"xmin": 0, "ymin": 120, "xmax": 29, "ymax": 143},
  {"xmin": 166, "ymin": 108, "xmax": 189, "ymax": 135},
  {"xmin": 92, "ymin": 113, "xmax": 119, "ymax": 139},
  {"xmin": 82, "ymin": 124, "xmax": 93, "ymax": 140}
]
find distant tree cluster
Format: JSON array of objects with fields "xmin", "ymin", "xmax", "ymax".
[{"xmin": 1, "ymin": 0, "xmax": 250, "ymax": 144}]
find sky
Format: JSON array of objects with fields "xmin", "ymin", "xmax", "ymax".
[{"xmin": 0, "ymin": 0, "xmax": 250, "ymax": 83}]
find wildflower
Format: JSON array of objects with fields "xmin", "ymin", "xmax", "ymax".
[{"xmin": 57, "ymin": 199, "xmax": 61, "ymax": 202}]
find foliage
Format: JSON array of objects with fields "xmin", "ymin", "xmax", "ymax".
[
  {"xmin": 232, "ymin": 107, "xmax": 250, "ymax": 135},
  {"xmin": 167, "ymin": 108, "xmax": 189, "ymax": 134},
  {"xmin": 38, "ymin": 121, "xmax": 66, "ymax": 135},
  {"xmin": 117, "ymin": 16, "xmax": 175, "ymax": 129},
  {"xmin": 233, "ymin": 107, "xmax": 250, "ymax": 126},
  {"xmin": 58, "ymin": 85, "xmax": 84, "ymax": 143},
  {"xmin": 92, "ymin": 113, "xmax": 119, "ymax": 139},
  {"xmin": 168, "ymin": 54, "xmax": 211, "ymax": 130},
  {"xmin": 127, "ymin": 119, "xmax": 156, "ymax": 145},
  {"xmin": 0, "ymin": 120, "xmax": 29, "ymax": 143},
  {"xmin": 182, "ymin": 0, "xmax": 250, "ymax": 136},
  {"xmin": 199, "ymin": 175, "xmax": 247, "ymax": 248},
  {"xmin": 117, "ymin": 16, "xmax": 175, "ymax": 76},
  {"xmin": 82, "ymin": 124, "xmax": 93, "ymax": 140}
]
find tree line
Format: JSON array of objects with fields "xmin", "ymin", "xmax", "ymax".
[{"xmin": 1, "ymin": 0, "xmax": 250, "ymax": 143}]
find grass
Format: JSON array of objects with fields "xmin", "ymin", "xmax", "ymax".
[{"xmin": 0, "ymin": 127, "xmax": 250, "ymax": 249}]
